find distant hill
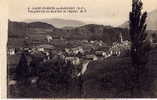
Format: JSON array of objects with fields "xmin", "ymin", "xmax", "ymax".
[
  {"xmin": 70, "ymin": 24, "xmax": 129, "ymax": 44},
  {"xmin": 8, "ymin": 20, "xmax": 55, "ymax": 37},
  {"xmin": 62, "ymin": 26, "xmax": 75, "ymax": 30},
  {"xmin": 25, "ymin": 18, "xmax": 86, "ymax": 28},
  {"xmin": 28, "ymin": 22, "xmax": 55, "ymax": 29},
  {"xmin": 147, "ymin": 9, "xmax": 157, "ymax": 30},
  {"xmin": 8, "ymin": 20, "xmax": 131, "ymax": 46},
  {"xmin": 120, "ymin": 21, "xmax": 129, "ymax": 29},
  {"xmin": 120, "ymin": 9, "xmax": 157, "ymax": 31}
]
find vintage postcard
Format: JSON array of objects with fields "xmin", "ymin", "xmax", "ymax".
[{"xmin": 1, "ymin": 0, "xmax": 157, "ymax": 99}]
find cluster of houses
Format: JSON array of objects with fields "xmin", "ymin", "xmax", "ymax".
[
  {"xmin": 8, "ymin": 33, "xmax": 131, "ymax": 78},
  {"xmin": 8, "ymin": 39, "xmax": 131, "ymax": 63},
  {"xmin": 109, "ymin": 40, "xmax": 131, "ymax": 56},
  {"xmin": 8, "ymin": 48, "xmax": 16, "ymax": 55},
  {"xmin": 64, "ymin": 46, "xmax": 84, "ymax": 56}
]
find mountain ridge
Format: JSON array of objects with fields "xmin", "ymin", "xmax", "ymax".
[
  {"xmin": 25, "ymin": 18, "xmax": 86, "ymax": 28},
  {"xmin": 8, "ymin": 20, "xmax": 130, "ymax": 46}
]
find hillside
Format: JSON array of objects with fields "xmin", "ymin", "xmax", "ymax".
[
  {"xmin": 8, "ymin": 21, "xmax": 130, "ymax": 46},
  {"xmin": 25, "ymin": 18, "xmax": 86, "ymax": 28},
  {"xmin": 8, "ymin": 20, "xmax": 55, "ymax": 37}
]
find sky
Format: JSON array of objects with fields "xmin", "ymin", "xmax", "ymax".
[{"xmin": 8, "ymin": 0, "xmax": 157, "ymax": 26}]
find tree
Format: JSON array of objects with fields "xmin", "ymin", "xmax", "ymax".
[
  {"xmin": 129, "ymin": 0, "xmax": 153, "ymax": 93},
  {"xmin": 129, "ymin": 0, "xmax": 151, "ymax": 67}
]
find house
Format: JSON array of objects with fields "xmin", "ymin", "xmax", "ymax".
[
  {"xmin": 65, "ymin": 57, "xmax": 80, "ymax": 65},
  {"xmin": 71, "ymin": 46, "xmax": 84, "ymax": 55},
  {"xmin": 105, "ymin": 51, "xmax": 113, "ymax": 58},
  {"xmin": 37, "ymin": 48, "xmax": 44, "ymax": 52},
  {"xmin": 65, "ymin": 46, "xmax": 84, "ymax": 56},
  {"xmin": 65, "ymin": 48, "xmax": 72, "ymax": 55},
  {"xmin": 8, "ymin": 48, "xmax": 15, "ymax": 55},
  {"xmin": 95, "ymin": 40, "xmax": 104, "ymax": 46},
  {"xmin": 46, "ymin": 35, "xmax": 53, "ymax": 43},
  {"xmin": 36, "ymin": 44, "xmax": 55, "ymax": 52},
  {"xmin": 85, "ymin": 54, "xmax": 98, "ymax": 61},
  {"xmin": 82, "ymin": 40, "xmax": 88, "ymax": 43},
  {"xmin": 95, "ymin": 51, "xmax": 107, "ymax": 57},
  {"xmin": 90, "ymin": 40, "xmax": 95, "ymax": 44}
]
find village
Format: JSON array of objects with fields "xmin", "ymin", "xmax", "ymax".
[{"xmin": 8, "ymin": 33, "xmax": 131, "ymax": 83}]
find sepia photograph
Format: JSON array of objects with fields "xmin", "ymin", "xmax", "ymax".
[{"xmin": 5, "ymin": 0, "xmax": 157, "ymax": 98}]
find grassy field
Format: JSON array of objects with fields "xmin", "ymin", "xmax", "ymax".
[{"xmin": 82, "ymin": 47, "xmax": 157, "ymax": 98}]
